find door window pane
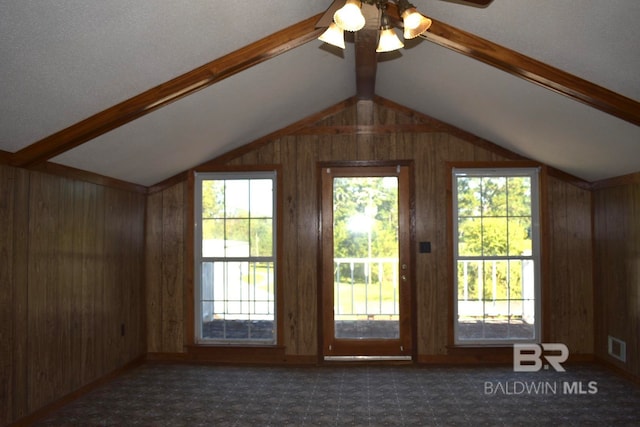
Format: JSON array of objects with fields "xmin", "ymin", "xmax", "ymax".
[{"xmin": 332, "ymin": 177, "xmax": 399, "ymax": 339}]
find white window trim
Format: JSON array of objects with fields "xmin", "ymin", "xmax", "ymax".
[
  {"xmin": 194, "ymin": 170, "xmax": 278, "ymax": 345},
  {"xmin": 452, "ymin": 167, "xmax": 541, "ymax": 346}
]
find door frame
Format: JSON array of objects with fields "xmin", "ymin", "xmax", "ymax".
[{"xmin": 317, "ymin": 160, "xmax": 416, "ymax": 361}]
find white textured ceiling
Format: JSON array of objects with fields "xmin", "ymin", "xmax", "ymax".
[{"xmin": 1, "ymin": 0, "xmax": 639, "ymax": 185}]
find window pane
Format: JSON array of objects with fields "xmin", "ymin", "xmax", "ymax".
[
  {"xmin": 225, "ymin": 219, "xmax": 250, "ymax": 257},
  {"xmin": 200, "ymin": 261, "xmax": 275, "ymax": 341},
  {"xmin": 250, "ymin": 179, "xmax": 273, "ymax": 218},
  {"xmin": 202, "ymin": 180, "xmax": 225, "ymax": 218},
  {"xmin": 225, "ymin": 180, "xmax": 249, "ymax": 217},
  {"xmin": 458, "ymin": 217, "xmax": 482, "ymax": 256},
  {"xmin": 482, "ymin": 260, "xmax": 508, "ymax": 304},
  {"xmin": 481, "ymin": 177, "xmax": 507, "ymax": 216},
  {"xmin": 250, "ymin": 218, "xmax": 272, "ymax": 257},
  {"xmin": 508, "ymin": 217, "xmax": 532, "ymax": 256},
  {"xmin": 507, "ymin": 177, "xmax": 531, "ymax": 216},
  {"xmin": 248, "ymin": 262, "xmax": 275, "ymax": 315},
  {"xmin": 519, "ymin": 259, "xmax": 537, "ymax": 324},
  {"xmin": 482, "ymin": 217, "xmax": 508, "ymax": 256},
  {"xmin": 457, "ymin": 177, "xmax": 482, "ymax": 217},
  {"xmin": 457, "ymin": 260, "xmax": 481, "ymax": 301},
  {"xmin": 332, "ymin": 176, "xmax": 400, "ymax": 339},
  {"xmin": 202, "ymin": 219, "xmax": 225, "ymax": 257}
]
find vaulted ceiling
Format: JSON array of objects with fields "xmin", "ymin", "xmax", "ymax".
[{"xmin": 1, "ymin": 0, "xmax": 639, "ymax": 186}]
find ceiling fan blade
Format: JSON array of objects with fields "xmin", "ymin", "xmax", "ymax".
[
  {"xmin": 319, "ymin": 0, "xmax": 493, "ymax": 29},
  {"xmin": 440, "ymin": 0, "xmax": 494, "ymax": 7},
  {"xmin": 316, "ymin": 0, "xmax": 343, "ymax": 28}
]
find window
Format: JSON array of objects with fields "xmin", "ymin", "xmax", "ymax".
[
  {"xmin": 194, "ymin": 171, "xmax": 277, "ymax": 344},
  {"xmin": 452, "ymin": 167, "xmax": 540, "ymax": 345}
]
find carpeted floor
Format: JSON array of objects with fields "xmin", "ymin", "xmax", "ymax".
[{"xmin": 36, "ymin": 362, "xmax": 640, "ymax": 426}]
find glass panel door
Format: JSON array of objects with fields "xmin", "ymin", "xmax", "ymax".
[
  {"xmin": 321, "ymin": 164, "xmax": 412, "ymax": 358},
  {"xmin": 333, "ymin": 176, "xmax": 400, "ymax": 339}
]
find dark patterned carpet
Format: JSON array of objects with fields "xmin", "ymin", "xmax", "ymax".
[{"xmin": 35, "ymin": 363, "xmax": 640, "ymax": 426}]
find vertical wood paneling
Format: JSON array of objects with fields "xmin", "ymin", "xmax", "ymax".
[
  {"xmin": 411, "ymin": 135, "xmax": 437, "ymax": 355},
  {"xmin": 145, "ymin": 181, "xmax": 187, "ymax": 354},
  {"xmin": 12, "ymin": 168, "xmax": 30, "ymax": 421},
  {"xmin": 594, "ymin": 182, "xmax": 640, "ymax": 377},
  {"xmin": 0, "ymin": 166, "xmax": 31, "ymax": 424},
  {"xmin": 0, "ymin": 165, "xmax": 15, "ymax": 425},
  {"xmin": 103, "ymin": 188, "xmax": 124, "ymax": 371},
  {"xmin": 296, "ymin": 136, "xmax": 318, "ymax": 355},
  {"xmin": 2, "ymin": 165, "xmax": 146, "ymax": 425},
  {"xmin": 146, "ymin": 191, "xmax": 163, "ymax": 353},
  {"xmin": 69, "ymin": 181, "xmax": 84, "ymax": 391},
  {"xmin": 80, "ymin": 182, "xmax": 100, "ymax": 385},
  {"xmin": 281, "ymin": 136, "xmax": 299, "ymax": 354},
  {"xmin": 27, "ymin": 171, "xmax": 60, "ymax": 411},
  {"xmin": 161, "ymin": 182, "xmax": 185, "ymax": 353},
  {"xmin": 434, "ymin": 135, "xmax": 454, "ymax": 353},
  {"xmin": 147, "ymin": 100, "xmax": 598, "ymax": 364},
  {"xmin": 546, "ymin": 176, "xmax": 593, "ymax": 354},
  {"xmin": 547, "ymin": 177, "xmax": 568, "ymax": 337}
]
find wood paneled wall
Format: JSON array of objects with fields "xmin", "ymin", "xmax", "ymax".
[
  {"xmin": 145, "ymin": 181, "xmax": 187, "ymax": 354},
  {"xmin": 593, "ymin": 178, "xmax": 640, "ymax": 378},
  {"xmin": 544, "ymin": 175, "xmax": 593, "ymax": 354},
  {"xmin": 146, "ymin": 100, "xmax": 595, "ymax": 361},
  {"xmin": 0, "ymin": 164, "xmax": 146, "ymax": 425}
]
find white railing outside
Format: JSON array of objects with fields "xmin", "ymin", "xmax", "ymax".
[{"xmin": 333, "ymin": 257, "xmax": 399, "ymax": 318}]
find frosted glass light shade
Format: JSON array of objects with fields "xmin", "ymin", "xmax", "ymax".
[
  {"xmin": 334, "ymin": 0, "xmax": 365, "ymax": 32},
  {"xmin": 376, "ymin": 28, "xmax": 404, "ymax": 52},
  {"xmin": 319, "ymin": 23, "xmax": 346, "ymax": 49},
  {"xmin": 402, "ymin": 8, "xmax": 432, "ymax": 39}
]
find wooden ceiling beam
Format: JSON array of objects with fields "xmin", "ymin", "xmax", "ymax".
[
  {"xmin": 355, "ymin": 29, "xmax": 379, "ymax": 101},
  {"xmin": 393, "ymin": 6, "xmax": 640, "ymax": 127},
  {"xmin": 10, "ymin": 14, "xmax": 324, "ymax": 168},
  {"xmin": 355, "ymin": 3, "xmax": 380, "ymax": 101},
  {"xmin": 11, "ymin": 6, "xmax": 638, "ymax": 170}
]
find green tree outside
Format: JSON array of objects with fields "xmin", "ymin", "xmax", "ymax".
[{"xmin": 456, "ymin": 176, "xmax": 532, "ymax": 305}]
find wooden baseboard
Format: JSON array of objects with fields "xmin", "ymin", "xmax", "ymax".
[
  {"xmin": 418, "ymin": 347, "xmax": 514, "ymax": 365},
  {"xmin": 283, "ymin": 355, "xmax": 318, "ymax": 365},
  {"xmin": 147, "ymin": 350, "xmax": 598, "ymax": 368},
  {"xmin": 418, "ymin": 350, "xmax": 595, "ymax": 366},
  {"xmin": 418, "ymin": 354, "xmax": 511, "ymax": 365},
  {"xmin": 11, "ymin": 355, "xmax": 146, "ymax": 427},
  {"xmin": 595, "ymin": 355, "xmax": 640, "ymax": 386},
  {"xmin": 146, "ymin": 352, "xmax": 189, "ymax": 362},
  {"xmin": 146, "ymin": 348, "xmax": 318, "ymax": 366}
]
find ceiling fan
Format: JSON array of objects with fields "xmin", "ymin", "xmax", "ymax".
[
  {"xmin": 317, "ymin": 0, "xmax": 493, "ymax": 52},
  {"xmin": 316, "ymin": 0, "xmax": 493, "ymax": 100}
]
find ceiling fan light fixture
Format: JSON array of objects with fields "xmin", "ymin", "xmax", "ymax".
[
  {"xmin": 334, "ymin": 0, "xmax": 366, "ymax": 32},
  {"xmin": 376, "ymin": 28, "xmax": 404, "ymax": 52},
  {"xmin": 318, "ymin": 22, "xmax": 346, "ymax": 49},
  {"xmin": 376, "ymin": 11, "xmax": 403, "ymax": 53},
  {"xmin": 401, "ymin": 8, "xmax": 432, "ymax": 39}
]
